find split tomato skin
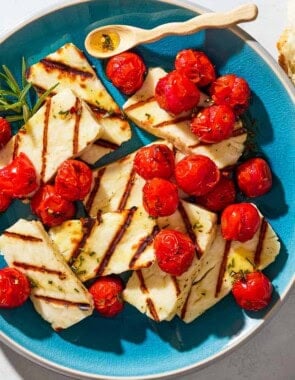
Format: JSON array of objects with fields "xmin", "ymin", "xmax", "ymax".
[
  {"xmin": 31, "ymin": 184, "xmax": 76, "ymax": 227},
  {"xmin": 175, "ymin": 49, "xmax": 216, "ymax": 87},
  {"xmin": 232, "ymin": 271, "xmax": 273, "ymax": 311},
  {"xmin": 0, "ymin": 153, "xmax": 38, "ymax": 198},
  {"xmin": 106, "ymin": 52, "xmax": 146, "ymax": 95},
  {"xmin": 190, "ymin": 104, "xmax": 236, "ymax": 143},
  {"xmin": 0, "ymin": 117, "xmax": 12, "ymax": 148},
  {"xmin": 133, "ymin": 144, "xmax": 175, "ymax": 180},
  {"xmin": 155, "ymin": 70, "xmax": 200, "ymax": 115},
  {"xmin": 221, "ymin": 203, "xmax": 260, "ymax": 242},
  {"xmin": 210, "ymin": 74, "xmax": 251, "ymax": 115},
  {"xmin": 196, "ymin": 176, "xmax": 236, "ymax": 212},
  {"xmin": 0, "ymin": 267, "xmax": 31, "ymax": 308},
  {"xmin": 55, "ymin": 159, "xmax": 93, "ymax": 201},
  {"xmin": 175, "ymin": 154, "xmax": 220, "ymax": 196},
  {"xmin": 89, "ymin": 275, "xmax": 124, "ymax": 317},
  {"xmin": 236, "ymin": 157, "xmax": 272, "ymax": 197},
  {"xmin": 154, "ymin": 229, "xmax": 195, "ymax": 276},
  {"xmin": 142, "ymin": 178, "xmax": 179, "ymax": 217}
]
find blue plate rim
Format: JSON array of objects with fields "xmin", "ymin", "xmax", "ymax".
[{"xmin": 0, "ymin": 0, "xmax": 294, "ymax": 379}]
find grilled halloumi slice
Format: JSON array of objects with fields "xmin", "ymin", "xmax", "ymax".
[
  {"xmin": 49, "ymin": 207, "xmax": 158, "ymax": 281},
  {"xmin": 123, "ymin": 68, "xmax": 247, "ymax": 168},
  {"xmin": 26, "ymin": 43, "xmax": 131, "ymax": 164},
  {"xmin": 0, "ymin": 219, "xmax": 94, "ymax": 330},
  {"xmin": 180, "ymin": 216, "xmax": 280, "ymax": 323},
  {"xmin": 83, "ymin": 140, "xmax": 173, "ymax": 217},
  {"xmin": 123, "ymin": 201, "xmax": 218, "ymax": 321},
  {"xmin": 0, "ymin": 89, "xmax": 103, "ymax": 184}
]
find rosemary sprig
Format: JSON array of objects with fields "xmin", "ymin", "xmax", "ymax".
[{"xmin": 0, "ymin": 58, "xmax": 58, "ymax": 123}]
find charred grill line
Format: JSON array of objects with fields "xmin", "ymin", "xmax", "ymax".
[
  {"xmin": 40, "ymin": 98, "xmax": 51, "ymax": 183},
  {"xmin": 73, "ymin": 98, "xmax": 82, "ymax": 155},
  {"xmin": 129, "ymin": 225, "xmax": 160, "ymax": 269},
  {"xmin": 146, "ymin": 298, "xmax": 160, "ymax": 322},
  {"xmin": 118, "ymin": 168, "xmax": 136, "ymax": 211},
  {"xmin": 93, "ymin": 139, "xmax": 120, "ymax": 150},
  {"xmin": 215, "ymin": 240, "xmax": 232, "ymax": 298},
  {"xmin": 33, "ymin": 294, "xmax": 92, "ymax": 310},
  {"xmin": 254, "ymin": 217, "xmax": 268, "ymax": 266},
  {"xmin": 2, "ymin": 231, "xmax": 43, "ymax": 242},
  {"xmin": 85, "ymin": 168, "xmax": 106, "ymax": 214},
  {"xmin": 152, "ymin": 115, "xmax": 191, "ymax": 129},
  {"xmin": 136, "ymin": 270, "xmax": 160, "ymax": 322},
  {"xmin": 40, "ymin": 58, "xmax": 94, "ymax": 79},
  {"xmin": 171, "ymin": 276, "xmax": 181, "ymax": 297},
  {"xmin": 95, "ymin": 207, "xmax": 137, "ymax": 275},
  {"xmin": 12, "ymin": 133, "xmax": 20, "ymax": 159},
  {"xmin": 123, "ymin": 96, "xmax": 155, "ymax": 112},
  {"xmin": 69, "ymin": 218, "xmax": 97, "ymax": 265},
  {"xmin": 13, "ymin": 261, "xmax": 67, "ymax": 279},
  {"xmin": 177, "ymin": 202, "xmax": 203, "ymax": 259}
]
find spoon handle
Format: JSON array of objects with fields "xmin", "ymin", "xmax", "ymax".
[{"xmin": 141, "ymin": 3, "xmax": 258, "ymax": 43}]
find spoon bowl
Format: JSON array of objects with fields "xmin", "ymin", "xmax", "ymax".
[{"xmin": 85, "ymin": 3, "xmax": 258, "ymax": 59}]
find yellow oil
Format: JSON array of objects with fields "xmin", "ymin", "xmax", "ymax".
[{"xmin": 89, "ymin": 30, "xmax": 120, "ymax": 53}]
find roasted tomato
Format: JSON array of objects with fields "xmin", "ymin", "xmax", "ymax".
[
  {"xmin": 154, "ymin": 229, "xmax": 195, "ymax": 276},
  {"xmin": 0, "ymin": 192, "xmax": 12, "ymax": 213},
  {"xmin": 190, "ymin": 104, "xmax": 236, "ymax": 143},
  {"xmin": 236, "ymin": 157, "xmax": 272, "ymax": 197},
  {"xmin": 133, "ymin": 144, "xmax": 175, "ymax": 180},
  {"xmin": 232, "ymin": 271, "xmax": 273, "ymax": 311},
  {"xmin": 175, "ymin": 49, "xmax": 216, "ymax": 87},
  {"xmin": 106, "ymin": 52, "xmax": 146, "ymax": 95},
  {"xmin": 155, "ymin": 70, "xmax": 200, "ymax": 115},
  {"xmin": 142, "ymin": 178, "xmax": 179, "ymax": 217},
  {"xmin": 175, "ymin": 154, "xmax": 220, "ymax": 196},
  {"xmin": 0, "ymin": 117, "xmax": 12, "ymax": 148},
  {"xmin": 55, "ymin": 159, "xmax": 93, "ymax": 201},
  {"xmin": 89, "ymin": 275, "xmax": 124, "ymax": 317},
  {"xmin": 221, "ymin": 203, "xmax": 260, "ymax": 242},
  {"xmin": 0, "ymin": 153, "xmax": 38, "ymax": 198},
  {"xmin": 0, "ymin": 267, "xmax": 31, "ymax": 308},
  {"xmin": 31, "ymin": 184, "xmax": 76, "ymax": 227},
  {"xmin": 196, "ymin": 176, "xmax": 236, "ymax": 212},
  {"xmin": 210, "ymin": 74, "xmax": 251, "ymax": 115}
]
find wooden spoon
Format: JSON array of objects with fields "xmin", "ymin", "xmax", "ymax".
[{"xmin": 85, "ymin": 3, "xmax": 258, "ymax": 59}]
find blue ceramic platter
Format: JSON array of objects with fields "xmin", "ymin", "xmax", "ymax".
[{"xmin": 0, "ymin": 0, "xmax": 294, "ymax": 379}]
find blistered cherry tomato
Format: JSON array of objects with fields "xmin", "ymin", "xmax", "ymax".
[
  {"xmin": 89, "ymin": 275, "xmax": 124, "ymax": 317},
  {"xmin": 154, "ymin": 229, "xmax": 195, "ymax": 276},
  {"xmin": 221, "ymin": 203, "xmax": 260, "ymax": 242},
  {"xmin": 0, "ymin": 153, "xmax": 38, "ymax": 198},
  {"xmin": 133, "ymin": 144, "xmax": 175, "ymax": 180},
  {"xmin": 0, "ymin": 193, "xmax": 12, "ymax": 213},
  {"xmin": 106, "ymin": 52, "xmax": 146, "ymax": 95},
  {"xmin": 175, "ymin": 154, "xmax": 220, "ymax": 196},
  {"xmin": 55, "ymin": 159, "xmax": 93, "ymax": 201},
  {"xmin": 31, "ymin": 184, "xmax": 76, "ymax": 227},
  {"xmin": 196, "ymin": 176, "xmax": 236, "ymax": 212},
  {"xmin": 155, "ymin": 70, "xmax": 200, "ymax": 115},
  {"xmin": 190, "ymin": 104, "xmax": 236, "ymax": 143},
  {"xmin": 0, "ymin": 267, "xmax": 31, "ymax": 308},
  {"xmin": 210, "ymin": 74, "xmax": 251, "ymax": 115},
  {"xmin": 0, "ymin": 117, "xmax": 12, "ymax": 148},
  {"xmin": 232, "ymin": 271, "xmax": 273, "ymax": 311},
  {"xmin": 236, "ymin": 157, "xmax": 272, "ymax": 198},
  {"xmin": 142, "ymin": 178, "xmax": 179, "ymax": 217},
  {"xmin": 175, "ymin": 49, "xmax": 216, "ymax": 87}
]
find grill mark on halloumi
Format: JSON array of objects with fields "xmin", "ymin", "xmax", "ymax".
[
  {"xmin": 118, "ymin": 168, "xmax": 136, "ymax": 211},
  {"xmin": 73, "ymin": 98, "xmax": 82, "ymax": 155},
  {"xmin": 2, "ymin": 231, "xmax": 43, "ymax": 242},
  {"xmin": 13, "ymin": 261, "xmax": 67, "ymax": 279},
  {"xmin": 215, "ymin": 239, "xmax": 232, "ymax": 298},
  {"xmin": 33, "ymin": 294, "xmax": 92, "ymax": 310},
  {"xmin": 40, "ymin": 58, "xmax": 94, "ymax": 79},
  {"xmin": 96, "ymin": 207, "xmax": 137, "ymax": 276},
  {"xmin": 171, "ymin": 276, "xmax": 181, "ymax": 297},
  {"xmin": 40, "ymin": 98, "xmax": 51, "ymax": 182},
  {"xmin": 153, "ymin": 115, "xmax": 192, "ymax": 129},
  {"xmin": 136, "ymin": 270, "xmax": 160, "ymax": 322},
  {"xmin": 254, "ymin": 217, "xmax": 267, "ymax": 266},
  {"xmin": 177, "ymin": 202, "xmax": 203, "ymax": 259},
  {"xmin": 129, "ymin": 225, "xmax": 159, "ymax": 269},
  {"xmin": 12, "ymin": 133, "xmax": 20, "ymax": 159},
  {"xmin": 69, "ymin": 218, "xmax": 97, "ymax": 264},
  {"xmin": 85, "ymin": 167, "xmax": 106, "ymax": 215},
  {"xmin": 93, "ymin": 139, "xmax": 120, "ymax": 150},
  {"xmin": 124, "ymin": 96, "xmax": 155, "ymax": 112}
]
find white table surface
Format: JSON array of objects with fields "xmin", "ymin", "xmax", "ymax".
[{"xmin": 0, "ymin": 1, "xmax": 294, "ymax": 379}]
